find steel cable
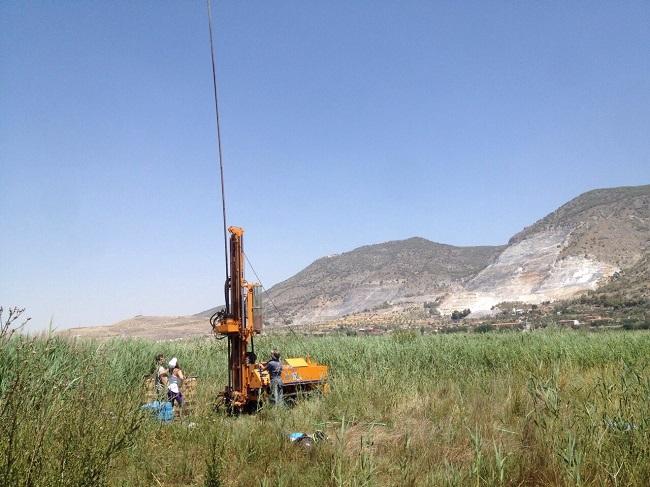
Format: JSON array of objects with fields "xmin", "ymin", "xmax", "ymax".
[{"xmin": 206, "ymin": 0, "xmax": 230, "ymax": 313}]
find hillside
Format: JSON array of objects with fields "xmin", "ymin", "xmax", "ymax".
[
  {"xmin": 440, "ymin": 185, "xmax": 650, "ymax": 314},
  {"xmin": 265, "ymin": 238, "xmax": 504, "ymax": 325}
]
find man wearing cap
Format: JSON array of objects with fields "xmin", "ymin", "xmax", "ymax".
[{"xmin": 263, "ymin": 350, "xmax": 284, "ymax": 406}]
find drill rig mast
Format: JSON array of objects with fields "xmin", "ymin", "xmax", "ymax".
[
  {"xmin": 212, "ymin": 226, "xmax": 327, "ymax": 412},
  {"xmin": 205, "ymin": 3, "xmax": 326, "ymax": 413}
]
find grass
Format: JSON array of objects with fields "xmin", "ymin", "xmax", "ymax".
[{"xmin": 1, "ymin": 312, "xmax": 649, "ymax": 486}]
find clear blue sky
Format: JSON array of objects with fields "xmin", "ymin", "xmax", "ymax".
[{"xmin": 1, "ymin": 1, "xmax": 649, "ymax": 330}]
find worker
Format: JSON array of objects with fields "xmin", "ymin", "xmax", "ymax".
[
  {"xmin": 264, "ymin": 350, "xmax": 283, "ymax": 406},
  {"xmin": 167, "ymin": 357, "xmax": 185, "ymax": 408},
  {"xmin": 153, "ymin": 353, "xmax": 168, "ymax": 398}
]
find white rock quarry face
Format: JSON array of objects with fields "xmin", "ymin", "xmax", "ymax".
[
  {"xmin": 536, "ymin": 255, "xmax": 618, "ymax": 298},
  {"xmin": 439, "ymin": 229, "xmax": 618, "ymax": 314}
]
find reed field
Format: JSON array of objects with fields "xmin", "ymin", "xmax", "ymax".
[{"xmin": 1, "ymin": 319, "xmax": 649, "ymax": 486}]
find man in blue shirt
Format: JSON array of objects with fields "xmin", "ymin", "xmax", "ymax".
[{"xmin": 264, "ymin": 350, "xmax": 284, "ymax": 406}]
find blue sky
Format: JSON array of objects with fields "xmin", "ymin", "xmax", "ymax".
[{"xmin": 1, "ymin": 1, "xmax": 649, "ymax": 330}]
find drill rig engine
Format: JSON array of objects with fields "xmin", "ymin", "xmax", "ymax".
[{"xmin": 212, "ymin": 226, "xmax": 328, "ymax": 412}]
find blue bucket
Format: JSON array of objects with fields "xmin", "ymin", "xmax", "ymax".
[
  {"xmin": 142, "ymin": 401, "xmax": 174, "ymax": 422},
  {"xmin": 157, "ymin": 402, "xmax": 173, "ymax": 422}
]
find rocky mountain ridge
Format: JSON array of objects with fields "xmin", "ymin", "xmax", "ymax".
[{"xmin": 510, "ymin": 185, "xmax": 649, "ymax": 268}]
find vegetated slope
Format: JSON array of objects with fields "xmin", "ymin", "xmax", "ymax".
[
  {"xmin": 587, "ymin": 253, "xmax": 650, "ymax": 302},
  {"xmin": 440, "ymin": 185, "xmax": 650, "ymax": 314},
  {"xmin": 265, "ymin": 237, "xmax": 504, "ymax": 325}
]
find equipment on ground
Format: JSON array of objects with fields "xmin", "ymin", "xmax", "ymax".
[{"xmin": 211, "ymin": 226, "xmax": 328, "ymax": 412}]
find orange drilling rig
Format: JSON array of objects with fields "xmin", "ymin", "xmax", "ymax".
[
  {"xmin": 210, "ymin": 226, "xmax": 328, "ymax": 412},
  {"xmin": 204, "ymin": 2, "xmax": 327, "ymax": 413}
]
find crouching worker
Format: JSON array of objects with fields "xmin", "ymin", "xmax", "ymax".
[
  {"xmin": 141, "ymin": 353, "xmax": 173, "ymax": 422},
  {"xmin": 153, "ymin": 353, "xmax": 168, "ymax": 400},
  {"xmin": 264, "ymin": 350, "xmax": 284, "ymax": 406},
  {"xmin": 167, "ymin": 357, "xmax": 185, "ymax": 408}
]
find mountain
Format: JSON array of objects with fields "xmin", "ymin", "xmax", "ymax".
[
  {"xmin": 64, "ymin": 184, "xmax": 649, "ymax": 338},
  {"xmin": 268, "ymin": 184, "xmax": 649, "ymax": 322},
  {"xmin": 439, "ymin": 185, "xmax": 649, "ymax": 313}
]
